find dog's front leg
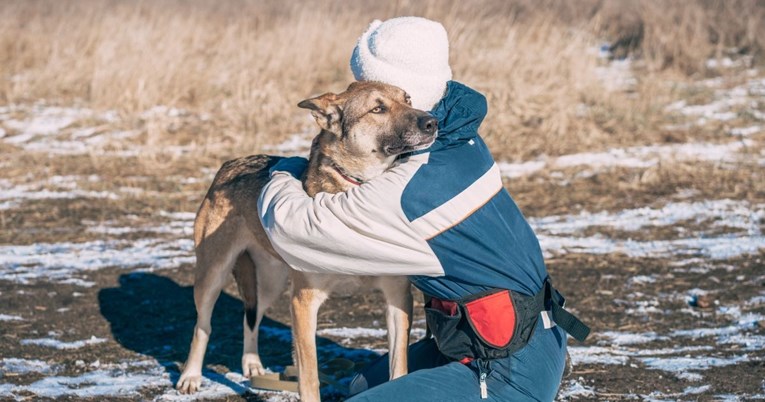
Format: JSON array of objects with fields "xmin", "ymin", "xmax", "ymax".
[
  {"xmin": 383, "ymin": 281, "xmax": 413, "ymax": 380},
  {"xmin": 291, "ymin": 285, "xmax": 327, "ymax": 402}
]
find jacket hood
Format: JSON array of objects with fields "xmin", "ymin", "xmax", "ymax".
[{"xmin": 414, "ymin": 81, "xmax": 487, "ymax": 154}]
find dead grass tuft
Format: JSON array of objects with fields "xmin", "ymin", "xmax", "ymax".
[{"xmin": 0, "ymin": 0, "xmax": 761, "ymax": 160}]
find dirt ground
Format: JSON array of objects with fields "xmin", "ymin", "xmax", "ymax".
[{"xmin": 1, "ymin": 70, "xmax": 765, "ymax": 400}]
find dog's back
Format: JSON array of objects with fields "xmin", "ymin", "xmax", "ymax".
[{"xmin": 194, "ymin": 154, "xmax": 281, "ymax": 258}]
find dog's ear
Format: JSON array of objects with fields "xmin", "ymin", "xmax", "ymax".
[{"xmin": 298, "ymin": 93, "xmax": 342, "ymax": 132}]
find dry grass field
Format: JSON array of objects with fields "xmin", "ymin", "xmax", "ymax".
[
  {"xmin": 1, "ymin": 0, "xmax": 763, "ymax": 159},
  {"xmin": 1, "ymin": 1, "xmax": 764, "ymax": 401}
]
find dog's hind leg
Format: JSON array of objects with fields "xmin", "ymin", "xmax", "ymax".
[
  {"xmin": 177, "ymin": 246, "xmax": 237, "ymax": 394},
  {"xmin": 380, "ymin": 278, "xmax": 413, "ymax": 380},
  {"xmin": 235, "ymin": 249, "xmax": 289, "ymax": 378}
]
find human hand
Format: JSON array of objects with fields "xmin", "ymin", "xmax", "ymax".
[{"xmin": 269, "ymin": 157, "xmax": 308, "ymax": 179}]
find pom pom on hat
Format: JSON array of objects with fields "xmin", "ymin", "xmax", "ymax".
[{"xmin": 350, "ymin": 17, "xmax": 452, "ymax": 111}]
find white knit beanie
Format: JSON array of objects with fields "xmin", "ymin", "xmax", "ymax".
[{"xmin": 350, "ymin": 17, "xmax": 452, "ymax": 111}]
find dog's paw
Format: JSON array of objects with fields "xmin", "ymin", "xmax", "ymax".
[
  {"xmin": 176, "ymin": 372, "xmax": 203, "ymax": 394},
  {"xmin": 242, "ymin": 353, "xmax": 266, "ymax": 378}
]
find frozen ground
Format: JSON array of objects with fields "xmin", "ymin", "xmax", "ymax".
[{"xmin": 1, "ymin": 65, "xmax": 764, "ymax": 401}]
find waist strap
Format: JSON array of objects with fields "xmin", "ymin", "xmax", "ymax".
[{"xmin": 542, "ymin": 280, "xmax": 590, "ymax": 342}]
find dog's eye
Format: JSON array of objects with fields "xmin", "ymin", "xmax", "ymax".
[
  {"xmin": 371, "ymin": 106, "xmax": 385, "ymax": 114},
  {"xmin": 404, "ymin": 95, "xmax": 411, "ymax": 105}
]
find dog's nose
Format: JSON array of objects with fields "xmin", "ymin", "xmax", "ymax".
[{"xmin": 418, "ymin": 115, "xmax": 438, "ymax": 134}]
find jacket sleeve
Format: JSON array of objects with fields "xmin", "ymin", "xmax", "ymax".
[{"xmin": 257, "ymin": 154, "xmax": 444, "ymax": 276}]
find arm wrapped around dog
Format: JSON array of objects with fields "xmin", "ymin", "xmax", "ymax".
[
  {"xmin": 269, "ymin": 157, "xmax": 308, "ymax": 179},
  {"xmin": 258, "ymin": 154, "xmax": 444, "ymax": 277}
]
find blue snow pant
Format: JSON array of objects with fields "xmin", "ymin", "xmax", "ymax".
[{"xmin": 346, "ymin": 319, "xmax": 567, "ymax": 402}]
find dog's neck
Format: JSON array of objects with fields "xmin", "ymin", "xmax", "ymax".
[{"xmin": 302, "ymin": 130, "xmax": 391, "ymax": 197}]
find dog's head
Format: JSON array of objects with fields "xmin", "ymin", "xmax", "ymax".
[{"xmin": 298, "ymin": 81, "xmax": 438, "ymax": 179}]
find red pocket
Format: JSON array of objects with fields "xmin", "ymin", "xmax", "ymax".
[{"xmin": 464, "ymin": 290, "xmax": 516, "ymax": 348}]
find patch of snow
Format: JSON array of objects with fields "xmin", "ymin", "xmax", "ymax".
[
  {"xmin": 568, "ymin": 344, "xmax": 721, "ymax": 374},
  {"xmin": 700, "ymin": 76, "xmax": 726, "ymax": 88},
  {"xmin": 712, "ymin": 395, "xmax": 746, "ymax": 402},
  {"xmin": 626, "ymin": 346, "xmax": 713, "ymax": 357},
  {"xmin": 159, "ymin": 211, "xmax": 196, "ymax": 221},
  {"xmin": 641, "ymin": 392, "xmax": 676, "ymax": 402},
  {"xmin": 538, "ymin": 233, "xmax": 765, "ymax": 260},
  {"xmin": 497, "ymin": 160, "xmax": 546, "ymax": 179},
  {"xmin": 155, "ymin": 370, "xmax": 260, "ymax": 401},
  {"xmin": 58, "ymin": 278, "xmax": 97, "ymax": 287},
  {"xmin": 672, "ymin": 325, "xmax": 743, "ymax": 339},
  {"xmin": 21, "ymin": 336, "xmax": 107, "ymax": 350},
  {"xmin": 671, "ymin": 309, "xmax": 765, "ymax": 351},
  {"xmin": 0, "ymin": 358, "xmax": 56, "ymax": 375},
  {"xmin": 747, "ymin": 295, "xmax": 765, "ymax": 306},
  {"xmin": 20, "ymin": 130, "xmax": 140, "ymax": 155},
  {"xmin": 529, "ymin": 199, "xmax": 765, "ymax": 235},
  {"xmin": 683, "ymin": 384, "xmax": 711, "ymax": 395},
  {"xmin": 717, "ymin": 334, "xmax": 765, "ymax": 351},
  {"xmin": 0, "ymin": 368, "xmax": 168, "ymax": 399},
  {"xmin": 86, "ymin": 213, "xmax": 194, "ymax": 238},
  {"xmin": 567, "ymin": 346, "xmax": 629, "ymax": 366},
  {"xmin": 0, "ymin": 175, "xmax": 120, "ymax": 206},
  {"xmin": 706, "ymin": 57, "xmax": 749, "ymax": 70},
  {"xmin": 0, "ymin": 200, "xmax": 18, "ymax": 210},
  {"xmin": 640, "ymin": 355, "xmax": 748, "ymax": 374},
  {"xmin": 567, "ymin": 141, "xmax": 745, "ymax": 167},
  {"xmin": 747, "ymin": 77, "xmax": 765, "ymax": 96},
  {"xmin": 531, "ymin": 199, "xmax": 763, "ymax": 236},
  {"xmin": 531, "ymin": 198, "xmax": 765, "ymax": 259},
  {"xmin": 500, "ymin": 141, "xmax": 748, "ymax": 179},
  {"xmin": 597, "ymin": 331, "xmax": 668, "ymax": 346},
  {"xmin": 627, "ymin": 275, "xmax": 656, "ymax": 285},
  {"xmin": 2, "ymin": 106, "xmax": 91, "ymax": 142},
  {"xmin": 625, "ymin": 305, "xmax": 664, "ymax": 315},
  {"xmin": 0, "ymin": 358, "xmax": 296, "ymax": 401},
  {"xmin": 665, "ymin": 75, "xmax": 764, "ymax": 129},
  {"xmin": 0, "ymin": 238, "xmax": 194, "ymax": 286},
  {"xmin": 557, "ymin": 378, "xmax": 596, "ymax": 400},
  {"xmin": 141, "ymin": 105, "xmax": 187, "ymax": 119},
  {"xmin": 0, "ymin": 314, "xmax": 23, "ymax": 321},
  {"xmin": 676, "ymin": 371, "xmax": 704, "ymax": 382},
  {"xmin": 729, "ymin": 125, "xmax": 762, "ymax": 137},
  {"xmin": 316, "ymin": 327, "xmax": 387, "ymax": 339},
  {"xmin": 0, "ymin": 104, "xmax": 141, "ymax": 155}
]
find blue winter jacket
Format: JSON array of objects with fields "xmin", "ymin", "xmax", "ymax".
[{"xmin": 405, "ymin": 81, "xmax": 548, "ymax": 300}]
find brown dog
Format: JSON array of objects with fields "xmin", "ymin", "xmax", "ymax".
[{"xmin": 177, "ymin": 81, "xmax": 438, "ymax": 401}]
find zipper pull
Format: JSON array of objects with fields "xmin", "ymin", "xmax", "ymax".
[
  {"xmin": 479, "ymin": 372, "xmax": 488, "ymax": 399},
  {"xmin": 477, "ymin": 359, "xmax": 489, "ymax": 399}
]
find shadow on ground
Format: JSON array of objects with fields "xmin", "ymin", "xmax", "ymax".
[{"xmin": 98, "ymin": 272, "xmax": 380, "ymax": 400}]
